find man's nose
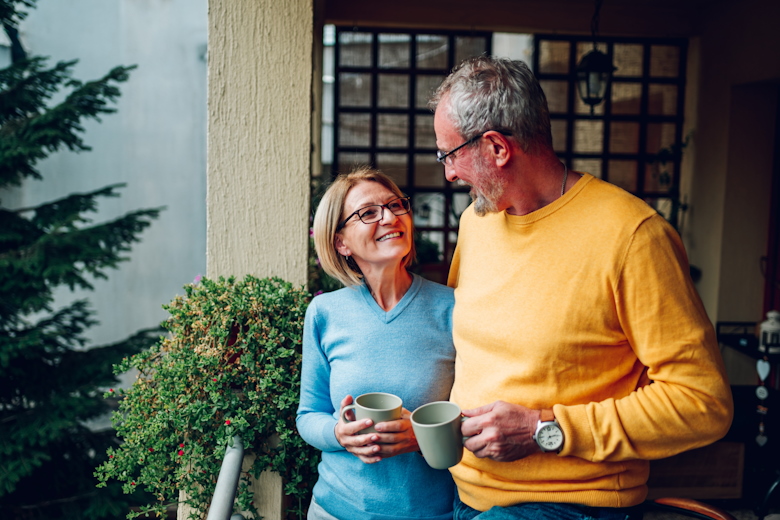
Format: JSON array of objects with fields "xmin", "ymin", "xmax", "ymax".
[{"xmin": 443, "ymin": 163, "xmax": 459, "ymax": 183}]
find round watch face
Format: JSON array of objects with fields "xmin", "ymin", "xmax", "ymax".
[{"xmin": 538, "ymin": 423, "xmax": 564, "ymax": 451}]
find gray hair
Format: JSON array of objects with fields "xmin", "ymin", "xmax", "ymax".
[{"xmin": 430, "ymin": 56, "xmax": 552, "ymax": 153}]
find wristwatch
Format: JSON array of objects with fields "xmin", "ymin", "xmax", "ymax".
[{"xmin": 533, "ymin": 409, "xmax": 564, "ymax": 453}]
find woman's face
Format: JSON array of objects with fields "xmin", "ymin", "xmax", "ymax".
[{"xmin": 335, "ymin": 181, "xmax": 413, "ymax": 273}]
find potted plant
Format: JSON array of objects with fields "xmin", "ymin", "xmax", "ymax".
[{"xmin": 95, "ymin": 275, "xmax": 319, "ymax": 519}]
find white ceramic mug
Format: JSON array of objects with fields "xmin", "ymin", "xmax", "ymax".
[
  {"xmin": 340, "ymin": 392, "xmax": 403, "ymax": 434},
  {"xmin": 411, "ymin": 401, "xmax": 464, "ymax": 469}
]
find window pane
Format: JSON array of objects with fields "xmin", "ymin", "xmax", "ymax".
[
  {"xmin": 650, "ymin": 45, "xmax": 680, "ymax": 77},
  {"xmin": 377, "ymin": 114, "xmax": 408, "ymax": 147},
  {"xmin": 339, "ymin": 32, "xmax": 372, "ymax": 67},
  {"xmin": 418, "ymin": 230, "xmax": 444, "ymax": 262},
  {"xmin": 613, "ymin": 44, "xmax": 643, "ymax": 77},
  {"xmin": 339, "ymin": 73, "xmax": 372, "ymax": 107},
  {"xmin": 337, "ymin": 152, "xmax": 370, "ymax": 174},
  {"xmin": 376, "ymin": 153, "xmax": 408, "ymax": 189},
  {"xmin": 645, "ymin": 162, "xmax": 675, "ymax": 193},
  {"xmin": 414, "ymin": 193, "xmax": 445, "ymax": 226},
  {"xmin": 538, "ymin": 40, "xmax": 570, "ymax": 74},
  {"xmin": 610, "ymin": 122, "xmax": 640, "ymax": 154},
  {"xmin": 573, "ymin": 120, "xmax": 603, "ymax": 153},
  {"xmin": 611, "ymin": 82, "xmax": 642, "ymax": 115},
  {"xmin": 338, "ymin": 113, "xmax": 371, "ymax": 146},
  {"xmin": 416, "ymin": 74, "xmax": 445, "ymax": 108},
  {"xmin": 378, "ymin": 74, "xmax": 409, "ymax": 108},
  {"xmin": 648, "ymin": 84, "xmax": 678, "ymax": 115},
  {"xmin": 573, "ymin": 158, "xmax": 602, "ymax": 178},
  {"xmin": 417, "ymin": 34, "xmax": 448, "ymax": 69},
  {"xmin": 646, "ymin": 123, "xmax": 677, "ymax": 154},
  {"xmin": 450, "ymin": 192, "xmax": 472, "ymax": 226},
  {"xmin": 551, "ymin": 119, "xmax": 567, "ymax": 153},
  {"xmin": 455, "ymin": 36, "xmax": 488, "ymax": 64},
  {"xmin": 414, "ymin": 153, "xmax": 444, "ymax": 187},
  {"xmin": 379, "ymin": 33, "xmax": 410, "ymax": 68},
  {"xmin": 540, "ymin": 80, "xmax": 568, "ymax": 113},
  {"xmin": 415, "ymin": 115, "xmax": 436, "ymax": 148},
  {"xmin": 608, "ymin": 160, "xmax": 638, "ymax": 192}
]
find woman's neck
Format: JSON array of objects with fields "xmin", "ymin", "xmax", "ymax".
[{"xmin": 362, "ymin": 265, "xmax": 413, "ymax": 312}]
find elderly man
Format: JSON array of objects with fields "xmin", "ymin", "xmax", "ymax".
[{"xmin": 430, "ymin": 56, "xmax": 733, "ymax": 520}]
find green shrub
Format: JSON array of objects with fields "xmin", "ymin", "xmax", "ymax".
[{"xmin": 95, "ymin": 275, "xmax": 319, "ymax": 519}]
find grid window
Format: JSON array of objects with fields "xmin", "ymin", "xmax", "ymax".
[
  {"xmin": 534, "ymin": 35, "xmax": 688, "ymax": 227},
  {"xmin": 331, "ymin": 27, "xmax": 491, "ymax": 283}
]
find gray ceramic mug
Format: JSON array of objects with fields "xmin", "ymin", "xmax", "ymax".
[
  {"xmin": 340, "ymin": 392, "xmax": 403, "ymax": 434},
  {"xmin": 411, "ymin": 401, "xmax": 465, "ymax": 469}
]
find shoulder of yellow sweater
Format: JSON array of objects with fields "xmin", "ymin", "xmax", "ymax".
[{"xmin": 580, "ymin": 175, "xmax": 659, "ymax": 225}]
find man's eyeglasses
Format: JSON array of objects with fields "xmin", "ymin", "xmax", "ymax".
[
  {"xmin": 338, "ymin": 196, "xmax": 412, "ymax": 230},
  {"xmin": 435, "ymin": 129, "xmax": 513, "ymax": 164}
]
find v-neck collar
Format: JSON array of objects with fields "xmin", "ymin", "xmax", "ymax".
[{"xmin": 358, "ymin": 273, "xmax": 422, "ymax": 324}]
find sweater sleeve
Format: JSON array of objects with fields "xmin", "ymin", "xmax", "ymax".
[
  {"xmin": 555, "ymin": 214, "xmax": 734, "ymax": 462},
  {"xmin": 296, "ymin": 299, "xmax": 344, "ymax": 452}
]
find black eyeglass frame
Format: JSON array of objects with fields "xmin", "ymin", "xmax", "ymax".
[
  {"xmin": 337, "ymin": 196, "xmax": 412, "ymax": 231},
  {"xmin": 435, "ymin": 129, "xmax": 514, "ymax": 164}
]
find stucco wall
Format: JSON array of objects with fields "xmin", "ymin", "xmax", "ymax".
[
  {"xmin": 207, "ymin": 0, "xmax": 313, "ymax": 286},
  {"xmin": 206, "ymin": 1, "xmax": 314, "ymax": 518}
]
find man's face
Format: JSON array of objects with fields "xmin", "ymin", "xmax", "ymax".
[{"xmin": 433, "ymin": 103, "xmax": 507, "ymax": 216}]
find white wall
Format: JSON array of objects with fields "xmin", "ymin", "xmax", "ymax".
[{"xmin": 5, "ymin": 0, "xmax": 207, "ymax": 354}]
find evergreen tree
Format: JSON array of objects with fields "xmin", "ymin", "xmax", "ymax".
[{"xmin": 0, "ymin": 1, "xmax": 162, "ymax": 518}]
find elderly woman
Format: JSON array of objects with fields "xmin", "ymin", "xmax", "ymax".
[{"xmin": 296, "ymin": 167, "xmax": 456, "ymax": 520}]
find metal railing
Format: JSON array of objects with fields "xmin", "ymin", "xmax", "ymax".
[{"xmin": 206, "ymin": 435, "xmax": 245, "ymax": 520}]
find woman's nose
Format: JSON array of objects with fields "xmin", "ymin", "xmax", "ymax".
[{"xmin": 379, "ymin": 206, "xmax": 398, "ymax": 225}]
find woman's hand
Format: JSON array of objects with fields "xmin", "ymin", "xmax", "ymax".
[
  {"xmin": 335, "ymin": 395, "xmax": 383, "ymax": 463},
  {"xmin": 372, "ymin": 408, "xmax": 419, "ymax": 459},
  {"xmin": 335, "ymin": 397, "xmax": 418, "ymax": 464}
]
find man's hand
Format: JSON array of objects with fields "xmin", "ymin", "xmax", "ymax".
[{"xmin": 460, "ymin": 400, "xmax": 542, "ymax": 462}]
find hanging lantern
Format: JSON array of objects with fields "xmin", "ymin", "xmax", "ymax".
[
  {"xmin": 576, "ymin": 0, "xmax": 616, "ymax": 115},
  {"xmin": 576, "ymin": 48, "xmax": 616, "ymax": 114}
]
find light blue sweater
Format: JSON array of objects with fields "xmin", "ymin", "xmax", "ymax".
[{"xmin": 296, "ymin": 274, "xmax": 456, "ymax": 520}]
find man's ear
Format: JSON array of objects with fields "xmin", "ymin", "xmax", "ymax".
[
  {"xmin": 334, "ymin": 234, "xmax": 351, "ymax": 257},
  {"xmin": 484, "ymin": 131, "xmax": 512, "ymax": 167}
]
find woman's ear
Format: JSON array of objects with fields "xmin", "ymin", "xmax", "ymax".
[{"xmin": 334, "ymin": 233, "xmax": 351, "ymax": 257}]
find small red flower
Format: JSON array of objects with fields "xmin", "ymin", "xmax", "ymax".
[
  {"xmin": 109, "ymin": 388, "xmax": 114, "ymax": 393},
  {"xmin": 179, "ymin": 443, "xmax": 185, "ymax": 448},
  {"xmin": 225, "ymin": 420, "xmax": 231, "ymax": 425},
  {"xmin": 213, "ymin": 378, "xmax": 217, "ymax": 382},
  {"xmin": 109, "ymin": 455, "xmax": 114, "ymax": 459},
  {"xmin": 131, "ymin": 482, "xmax": 136, "ymax": 486},
  {"xmin": 148, "ymin": 448, "xmax": 154, "ymax": 452},
  {"xmin": 178, "ymin": 450, "xmax": 184, "ymax": 456}
]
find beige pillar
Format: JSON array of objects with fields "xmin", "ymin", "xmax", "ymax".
[
  {"xmin": 196, "ymin": 1, "xmax": 314, "ymax": 519},
  {"xmin": 207, "ymin": 0, "xmax": 313, "ymax": 285}
]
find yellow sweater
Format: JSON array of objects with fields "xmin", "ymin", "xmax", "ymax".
[{"xmin": 448, "ymin": 174, "xmax": 733, "ymax": 510}]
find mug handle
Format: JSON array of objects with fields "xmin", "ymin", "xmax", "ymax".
[
  {"xmin": 341, "ymin": 404, "xmax": 357, "ymax": 423},
  {"xmin": 461, "ymin": 415, "xmax": 470, "ymax": 444}
]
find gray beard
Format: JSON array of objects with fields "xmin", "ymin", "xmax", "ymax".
[{"xmin": 459, "ymin": 167, "xmax": 505, "ymax": 217}]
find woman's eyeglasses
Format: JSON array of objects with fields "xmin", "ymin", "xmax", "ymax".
[{"xmin": 338, "ymin": 197, "xmax": 412, "ymax": 230}]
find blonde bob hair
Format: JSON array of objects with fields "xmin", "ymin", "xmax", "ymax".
[{"xmin": 313, "ymin": 166, "xmax": 416, "ymax": 287}]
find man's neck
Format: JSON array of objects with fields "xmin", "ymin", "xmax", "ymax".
[{"xmin": 503, "ymin": 153, "xmax": 570, "ymax": 216}]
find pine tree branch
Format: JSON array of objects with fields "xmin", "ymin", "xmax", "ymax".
[{"xmin": 17, "ymin": 490, "xmax": 99, "ymax": 510}]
